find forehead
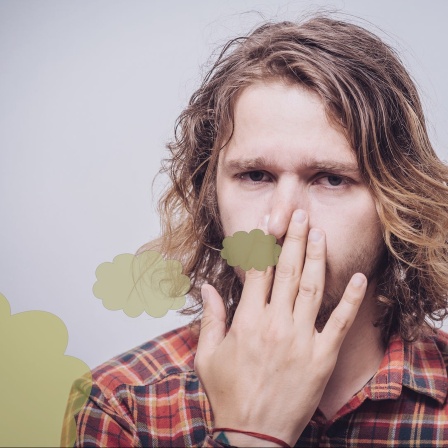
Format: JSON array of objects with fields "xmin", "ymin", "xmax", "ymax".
[{"xmin": 219, "ymin": 80, "xmax": 356, "ymax": 171}]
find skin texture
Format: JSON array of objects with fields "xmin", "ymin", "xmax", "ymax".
[{"xmin": 194, "ymin": 81, "xmax": 386, "ymax": 447}]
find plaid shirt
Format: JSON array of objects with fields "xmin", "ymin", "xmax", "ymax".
[{"xmin": 68, "ymin": 324, "xmax": 448, "ymax": 447}]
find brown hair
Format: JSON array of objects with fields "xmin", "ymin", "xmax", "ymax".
[{"xmin": 144, "ymin": 16, "xmax": 448, "ymax": 342}]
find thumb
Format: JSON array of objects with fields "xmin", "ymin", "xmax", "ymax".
[{"xmin": 196, "ymin": 284, "xmax": 226, "ymax": 357}]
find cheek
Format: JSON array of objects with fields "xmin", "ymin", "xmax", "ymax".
[
  {"xmin": 223, "ymin": 210, "xmax": 267, "ymax": 236},
  {"xmin": 311, "ymin": 200, "xmax": 383, "ymax": 264},
  {"xmin": 217, "ymin": 184, "xmax": 265, "ymax": 237}
]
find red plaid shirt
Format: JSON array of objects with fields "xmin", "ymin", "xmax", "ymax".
[{"xmin": 68, "ymin": 324, "xmax": 448, "ymax": 447}]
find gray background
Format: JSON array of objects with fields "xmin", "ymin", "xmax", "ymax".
[{"xmin": 1, "ymin": 0, "xmax": 447, "ymax": 369}]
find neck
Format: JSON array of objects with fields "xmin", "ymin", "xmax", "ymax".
[{"xmin": 318, "ymin": 287, "xmax": 385, "ymax": 420}]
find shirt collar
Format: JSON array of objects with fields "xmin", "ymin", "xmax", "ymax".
[{"xmin": 367, "ymin": 331, "xmax": 448, "ymax": 405}]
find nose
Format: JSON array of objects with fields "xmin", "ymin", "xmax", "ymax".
[{"xmin": 266, "ymin": 181, "xmax": 308, "ymax": 243}]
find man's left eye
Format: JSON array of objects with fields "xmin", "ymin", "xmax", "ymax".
[
  {"xmin": 316, "ymin": 175, "xmax": 348, "ymax": 187},
  {"xmin": 327, "ymin": 175, "xmax": 343, "ymax": 186}
]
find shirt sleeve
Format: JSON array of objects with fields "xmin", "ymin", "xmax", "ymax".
[
  {"xmin": 60, "ymin": 377, "xmax": 141, "ymax": 447},
  {"xmin": 62, "ymin": 378, "xmax": 228, "ymax": 447},
  {"xmin": 73, "ymin": 394, "xmax": 140, "ymax": 447}
]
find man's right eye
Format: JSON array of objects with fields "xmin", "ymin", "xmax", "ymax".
[{"xmin": 239, "ymin": 171, "xmax": 270, "ymax": 183}]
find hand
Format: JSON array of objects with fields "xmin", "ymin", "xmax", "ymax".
[{"xmin": 194, "ymin": 209, "xmax": 367, "ymax": 447}]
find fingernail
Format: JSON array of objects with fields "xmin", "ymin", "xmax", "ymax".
[
  {"xmin": 308, "ymin": 228, "xmax": 323, "ymax": 242},
  {"xmin": 352, "ymin": 273, "xmax": 366, "ymax": 287},
  {"xmin": 293, "ymin": 209, "xmax": 306, "ymax": 223}
]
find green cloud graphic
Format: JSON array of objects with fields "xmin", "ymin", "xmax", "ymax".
[
  {"xmin": 60, "ymin": 372, "xmax": 93, "ymax": 446},
  {"xmin": 220, "ymin": 229, "xmax": 282, "ymax": 271},
  {"xmin": 0, "ymin": 293, "xmax": 91, "ymax": 447},
  {"xmin": 93, "ymin": 250, "xmax": 189, "ymax": 318}
]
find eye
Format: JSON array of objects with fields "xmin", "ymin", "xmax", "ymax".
[
  {"xmin": 315, "ymin": 174, "xmax": 350, "ymax": 188},
  {"xmin": 248, "ymin": 171, "xmax": 265, "ymax": 182},
  {"xmin": 327, "ymin": 175, "xmax": 343, "ymax": 186},
  {"xmin": 239, "ymin": 171, "xmax": 271, "ymax": 183}
]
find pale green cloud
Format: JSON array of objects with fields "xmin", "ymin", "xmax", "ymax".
[
  {"xmin": 220, "ymin": 229, "xmax": 282, "ymax": 271},
  {"xmin": 93, "ymin": 250, "xmax": 189, "ymax": 318},
  {"xmin": 61, "ymin": 373, "xmax": 93, "ymax": 446},
  {"xmin": 0, "ymin": 293, "xmax": 91, "ymax": 447}
]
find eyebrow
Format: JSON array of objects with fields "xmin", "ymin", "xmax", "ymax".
[{"xmin": 222, "ymin": 156, "xmax": 360, "ymax": 174}]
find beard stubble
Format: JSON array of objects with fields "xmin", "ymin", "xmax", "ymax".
[{"xmin": 313, "ymin": 239, "xmax": 386, "ymax": 332}]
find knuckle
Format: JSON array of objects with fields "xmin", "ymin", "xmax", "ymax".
[
  {"xmin": 343, "ymin": 292, "xmax": 363, "ymax": 306},
  {"xmin": 285, "ymin": 232, "xmax": 306, "ymax": 244},
  {"xmin": 275, "ymin": 262, "xmax": 299, "ymax": 279},
  {"xmin": 330, "ymin": 312, "xmax": 349, "ymax": 331},
  {"xmin": 262, "ymin": 321, "xmax": 288, "ymax": 343},
  {"xmin": 232, "ymin": 318, "xmax": 253, "ymax": 335},
  {"xmin": 299, "ymin": 282, "xmax": 319, "ymax": 298},
  {"xmin": 305, "ymin": 251, "xmax": 323, "ymax": 261},
  {"xmin": 245, "ymin": 268, "xmax": 271, "ymax": 281}
]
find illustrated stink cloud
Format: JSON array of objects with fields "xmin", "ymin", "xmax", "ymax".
[
  {"xmin": 0, "ymin": 293, "xmax": 92, "ymax": 447},
  {"xmin": 220, "ymin": 229, "xmax": 282, "ymax": 271},
  {"xmin": 93, "ymin": 250, "xmax": 190, "ymax": 318}
]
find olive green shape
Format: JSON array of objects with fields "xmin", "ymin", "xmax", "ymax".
[
  {"xmin": 220, "ymin": 229, "xmax": 282, "ymax": 271},
  {"xmin": 93, "ymin": 251, "xmax": 189, "ymax": 318},
  {"xmin": 60, "ymin": 372, "xmax": 93, "ymax": 446},
  {"xmin": 0, "ymin": 293, "xmax": 92, "ymax": 447}
]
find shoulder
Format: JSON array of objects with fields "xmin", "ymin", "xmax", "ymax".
[
  {"xmin": 410, "ymin": 328, "xmax": 448, "ymax": 377},
  {"xmin": 430, "ymin": 328, "xmax": 448, "ymax": 369},
  {"xmin": 90, "ymin": 323, "xmax": 200, "ymax": 395},
  {"xmin": 70, "ymin": 324, "xmax": 213, "ymax": 446},
  {"xmin": 409, "ymin": 328, "xmax": 448, "ymax": 404}
]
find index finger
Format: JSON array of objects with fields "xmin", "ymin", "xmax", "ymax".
[{"xmin": 231, "ymin": 216, "xmax": 274, "ymax": 319}]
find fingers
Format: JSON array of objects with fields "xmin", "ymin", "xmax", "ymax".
[
  {"xmin": 292, "ymin": 228, "xmax": 326, "ymax": 330},
  {"xmin": 269, "ymin": 209, "xmax": 309, "ymax": 315},
  {"xmin": 196, "ymin": 284, "xmax": 227, "ymax": 360},
  {"xmin": 237, "ymin": 266, "xmax": 274, "ymax": 314},
  {"xmin": 321, "ymin": 273, "xmax": 367, "ymax": 347},
  {"xmin": 235, "ymin": 216, "xmax": 274, "ymax": 316}
]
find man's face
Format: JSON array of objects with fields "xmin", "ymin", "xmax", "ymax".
[{"xmin": 216, "ymin": 80, "xmax": 385, "ymax": 322}]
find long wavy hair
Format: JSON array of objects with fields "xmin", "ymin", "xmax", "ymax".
[{"xmin": 143, "ymin": 16, "xmax": 448, "ymax": 342}]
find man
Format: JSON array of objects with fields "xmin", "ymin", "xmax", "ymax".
[{"xmin": 70, "ymin": 16, "xmax": 448, "ymax": 447}]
